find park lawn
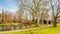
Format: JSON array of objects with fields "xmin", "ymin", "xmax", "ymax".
[{"xmin": 0, "ymin": 24, "xmax": 60, "ymax": 34}]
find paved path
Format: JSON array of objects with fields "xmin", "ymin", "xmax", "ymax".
[{"xmin": 0, "ymin": 25, "xmax": 51, "ymax": 33}]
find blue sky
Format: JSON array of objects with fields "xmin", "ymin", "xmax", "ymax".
[{"xmin": 0, "ymin": 0, "xmax": 19, "ymax": 13}]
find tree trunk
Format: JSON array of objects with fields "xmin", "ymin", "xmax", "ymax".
[
  {"xmin": 53, "ymin": 18, "xmax": 57, "ymax": 28},
  {"xmin": 36, "ymin": 17, "xmax": 40, "ymax": 26},
  {"xmin": 36, "ymin": 12, "xmax": 40, "ymax": 26}
]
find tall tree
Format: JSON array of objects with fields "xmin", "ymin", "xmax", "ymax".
[
  {"xmin": 18, "ymin": 0, "xmax": 48, "ymax": 26},
  {"xmin": 41, "ymin": 7, "xmax": 49, "ymax": 24},
  {"xmin": 50, "ymin": 0, "xmax": 60, "ymax": 28}
]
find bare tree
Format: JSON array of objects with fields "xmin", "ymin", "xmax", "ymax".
[
  {"xmin": 41, "ymin": 7, "xmax": 49, "ymax": 24},
  {"xmin": 50, "ymin": 0, "xmax": 60, "ymax": 28},
  {"xmin": 18, "ymin": 0, "xmax": 48, "ymax": 26}
]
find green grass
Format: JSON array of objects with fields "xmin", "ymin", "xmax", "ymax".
[{"xmin": 0, "ymin": 24, "xmax": 60, "ymax": 34}]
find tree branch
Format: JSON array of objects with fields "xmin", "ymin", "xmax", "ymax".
[
  {"xmin": 57, "ymin": 16, "xmax": 60, "ymax": 18},
  {"xmin": 55, "ymin": 7, "xmax": 60, "ymax": 17}
]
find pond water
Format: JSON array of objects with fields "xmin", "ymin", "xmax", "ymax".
[{"xmin": 0, "ymin": 26, "xmax": 20, "ymax": 31}]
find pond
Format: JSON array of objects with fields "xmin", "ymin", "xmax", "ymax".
[{"xmin": 0, "ymin": 25, "xmax": 21, "ymax": 31}]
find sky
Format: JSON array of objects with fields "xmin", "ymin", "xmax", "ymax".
[{"xmin": 0, "ymin": 0, "xmax": 19, "ymax": 13}]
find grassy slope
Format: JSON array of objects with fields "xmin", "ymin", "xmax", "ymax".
[{"xmin": 0, "ymin": 24, "xmax": 60, "ymax": 34}]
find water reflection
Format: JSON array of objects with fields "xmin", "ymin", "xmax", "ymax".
[{"xmin": 0, "ymin": 23, "xmax": 21, "ymax": 31}]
